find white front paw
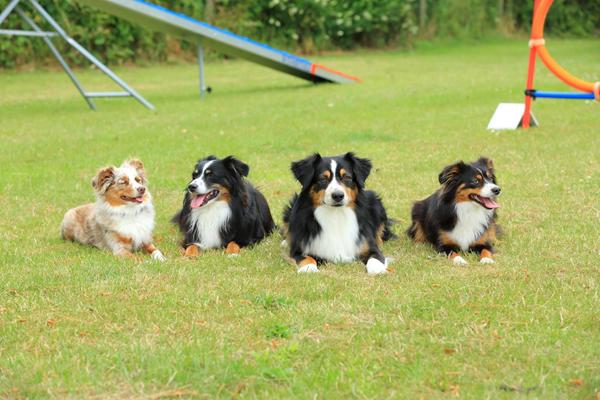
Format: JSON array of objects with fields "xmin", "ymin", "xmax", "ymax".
[
  {"xmin": 452, "ymin": 255, "xmax": 468, "ymax": 266},
  {"xmin": 297, "ymin": 264, "xmax": 319, "ymax": 273},
  {"xmin": 480, "ymin": 257, "xmax": 495, "ymax": 264},
  {"xmin": 366, "ymin": 258, "xmax": 388, "ymax": 275},
  {"xmin": 151, "ymin": 250, "xmax": 166, "ymax": 262}
]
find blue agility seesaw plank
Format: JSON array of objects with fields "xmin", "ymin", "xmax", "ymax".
[
  {"xmin": 75, "ymin": 0, "xmax": 358, "ymax": 84},
  {"xmin": 532, "ymin": 90, "xmax": 595, "ymax": 100}
]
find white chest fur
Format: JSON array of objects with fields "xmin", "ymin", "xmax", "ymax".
[
  {"xmin": 305, "ymin": 206, "xmax": 360, "ymax": 263},
  {"xmin": 447, "ymin": 202, "xmax": 494, "ymax": 251},
  {"xmin": 189, "ymin": 200, "xmax": 232, "ymax": 249},
  {"xmin": 97, "ymin": 201, "xmax": 155, "ymax": 250}
]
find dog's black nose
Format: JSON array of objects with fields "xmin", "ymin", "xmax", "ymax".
[
  {"xmin": 332, "ymin": 191, "xmax": 345, "ymax": 202},
  {"xmin": 137, "ymin": 187, "xmax": 146, "ymax": 194},
  {"xmin": 492, "ymin": 186, "xmax": 501, "ymax": 195},
  {"xmin": 188, "ymin": 183, "xmax": 198, "ymax": 192}
]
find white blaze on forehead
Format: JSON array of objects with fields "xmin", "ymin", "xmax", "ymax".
[
  {"xmin": 323, "ymin": 159, "xmax": 348, "ymax": 206},
  {"xmin": 119, "ymin": 166, "xmax": 144, "ymax": 190},
  {"xmin": 202, "ymin": 160, "xmax": 215, "ymax": 175},
  {"xmin": 190, "ymin": 160, "xmax": 215, "ymax": 193},
  {"xmin": 327, "ymin": 160, "xmax": 343, "ymax": 190}
]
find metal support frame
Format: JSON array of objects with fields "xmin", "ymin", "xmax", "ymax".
[
  {"xmin": 0, "ymin": 0, "xmax": 154, "ymax": 110},
  {"xmin": 197, "ymin": 43, "xmax": 210, "ymax": 99}
]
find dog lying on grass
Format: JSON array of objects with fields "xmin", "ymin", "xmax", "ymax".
[{"xmin": 61, "ymin": 159, "xmax": 165, "ymax": 261}]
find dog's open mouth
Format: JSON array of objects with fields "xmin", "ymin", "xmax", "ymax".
[
  {"xmin": 469, "ymin": 194, "xmax": 500, "ymax": 209},
  {"xmin": 121, "ymin": 195, "xmax": 144, "ymax": 203},
  {"xmin": 191, "ymin": 190, "xmax": 219, "ymax": 208}
]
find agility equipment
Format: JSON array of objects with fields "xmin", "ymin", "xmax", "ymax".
[
  {"xmin": 522, "ymin": 0, "xmax": 598, "ymax": 128},
  {"xmin": 0, "ymin": 0, "xmax": 358, "ymax": 110},
  {"xmin": 0, "ymin": 0, "xmax": 155, "ymax": 110}
]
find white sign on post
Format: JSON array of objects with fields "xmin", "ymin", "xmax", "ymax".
[{"xmin": 487, "ymin": 103, "xmax": 538, "ymax": 130}]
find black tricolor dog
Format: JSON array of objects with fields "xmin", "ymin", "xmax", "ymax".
[
  {"xmin": 282, "ymin": 152, "xmax": 394, "ymax": 274},
  {"xmin": 172, "ymin": 155, "xmax": 274, "ymax": 256},
  {"xmin": 407, "ymin": 157, "xmax": 501, "ymax": 265}
]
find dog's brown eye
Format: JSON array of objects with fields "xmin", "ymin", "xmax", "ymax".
[
  {"xmin": 471, "ymin": 178, "xmax": 480, "ymax": 185},
  {"xmin": 135, "ymin": 176, "xmax": 141, "ymax": 183}
]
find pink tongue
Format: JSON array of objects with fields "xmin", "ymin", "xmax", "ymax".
[
  {"xmin": 191, "ymin": 194, "xmax": 208, "ymax": 208},
  {"xmin": 133, "ymin": 197, "xmax": 144, "ymax": 203},
  {"xmin": 480, "ymin": 196, "xmax": 500, "ymax": 209}
]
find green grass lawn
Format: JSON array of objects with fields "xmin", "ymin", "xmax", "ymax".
[{"xmin": 1, "ymin": 38, "xmax": 599, "ymax": 399}]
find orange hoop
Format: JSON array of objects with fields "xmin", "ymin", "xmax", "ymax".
[{"xmin": 531, "ymin": 0, "xmax": 596, "ymax": 93}]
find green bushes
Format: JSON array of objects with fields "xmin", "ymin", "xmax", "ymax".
[
  {"xmin": 0, "ymin": 0, "xmax": 598, "ymax": 68},
  {"xmin": 247, "ymin": 0, "xmax": 417, "ymax": 52}
]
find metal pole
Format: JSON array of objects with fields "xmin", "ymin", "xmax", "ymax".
[
  {"xmin": 198, "ymin": 44, "xmax": 206, "ymax": 99},
  {"xmin": 0, "ymin": 0, "xmax": 21, "ymax": 26},
  {"xmin": 0, "ymin": 29, "xmax": 58, "ymax": 37},
  {"xmin": 16, "ymin": 7, "xmax": 96, "ymax": 110},
  {"xmin": 27, "ymin": 0, "xmax": 155, "ymax": 110}
]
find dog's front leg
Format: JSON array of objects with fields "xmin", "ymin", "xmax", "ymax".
[
  {"xmin": 471, "ymin": 244, "xmax": 495, "ymax": 264},
  {"xmin": 109, "ymin": 233, "xmax": 138, "ymax": 260},
  {"xmin": 225, "ymin": 241, "xmax": 241, "ymax": 257},
  {"xmin": 438, "ymin": 244, "xmax": 468, "ymax": 266},
  {"xmin": 144, "ymin": 243, "xmax": 166, "ymax": 262},
  {"xmin": 290, "ymin": 242, "xmax": 318, "ymax": 273},
  {"xmin": 361, "ymin": 241, "xmax": 388, "ymax": 275}
]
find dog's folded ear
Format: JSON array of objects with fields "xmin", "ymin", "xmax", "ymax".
[
  {"xmin": 92, "ymin": 166, "xmax": 115, "ymax": 194},
  {"xmin": 291, "ymin": 153, "xmax": 321, "ymax": 188},
  {"xmin": 439, "ymin": 161, "xmax": 466, "ymax": 185},
  {"xmin": 124, "ymin": 159, "xmax": 146, "ymax": 180},
  {"xmin": 344, "ymin": 152, "xmax": 372, "ymax": 188},
  {"xmin": 223, "ymin": 156, "xmax": 250, "ymax": 177},
  {"xmin": 475, "ymin": 157, "xmax": 494, "ymax": 175}
]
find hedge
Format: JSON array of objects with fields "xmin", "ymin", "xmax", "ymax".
[{"xmin": 0, "ymin": 0, "xmax": 598, "ymax": 68}]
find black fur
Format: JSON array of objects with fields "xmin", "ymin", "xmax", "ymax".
[
  {"xmin": 283, "ymin": 152, "xmax": 394, "ymax": 266},
  {"xmin": 407, "ymin": 157, "xmax": 500, "ymax": 256},
  {"xmin": 172, "ymin": 155, "xmax": 274, "ymax": 249}
]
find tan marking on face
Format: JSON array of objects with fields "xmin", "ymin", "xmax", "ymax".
[
  {"xmin": 411, "ymin": 221, "xmax": 427, "ymax": 243},
  {"xmin": 475, "ymin": 174, "xmax": 483, "ymax": 181},
  {"xmin": 225, "ymin": 241, "xmax": 241, "ymax": 255},
  {"xmin": 104, "ymin": 183, "xmax": 138, "ymax": 206},
  {"xmin": 339, "ymin": 168, "xmax": 346, "ymax": 177},
  {"xmin": 214, "ymin": 184, "xmax": 231, "ymax": 203},
  {"xmin": 455, "ymin": 186, "xmax": 482, "ymax": 203},
  {"xmin": 299, "ymin": 256, "xmax": 317, "ymax": 267},
  {"xmin": 310, "ymin": 187, "xmax": 325, "ymax": 207},
  {"xmin": 480, "ymin": 249, "xmax": 493, "ymax": 260},
  {"xmin": 342, "ymin": 185, "xmax": 358, "ymax": 208},
  {"xmin": 184, "ymin": 245, "xmax": 200, "ymax": 257}
]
